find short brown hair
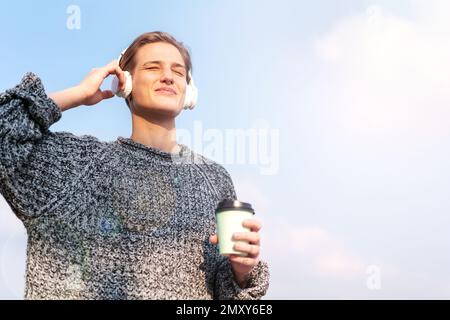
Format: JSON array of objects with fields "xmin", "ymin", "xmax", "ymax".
[{"xmin": 118, "ymin": 31, "xmax": 193, "ymax": 109}]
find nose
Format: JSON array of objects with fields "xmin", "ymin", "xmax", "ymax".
[{"xmin": 160, "ymin": 67, "xmax": 174, "ymax": 85}]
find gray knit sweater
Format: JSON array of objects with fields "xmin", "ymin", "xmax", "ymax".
[{"xmin": 0, "ymin": 73, "xmax": 270, "ymax": 300}]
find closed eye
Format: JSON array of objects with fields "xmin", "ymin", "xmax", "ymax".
[{"xmin": 145, "ymin": 67, "xmax": 185, "ymax": 77}]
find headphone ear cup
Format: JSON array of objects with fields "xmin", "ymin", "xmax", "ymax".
[
  {"xmin": 189, "ymin": 83, "xmax": 198, "ymax": 109},
  {"xmin": 184, "ymin": 79, "xmax": 198, "ymax": 110},
  {"xmin": 184, "ymin": 85, "xmax": 193, "ymax": 109},
  {"xmin": 112, "ymin": 71, "xmax": 133, "ymax": 98}
]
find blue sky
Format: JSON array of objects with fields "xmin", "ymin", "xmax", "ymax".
[{"xmin": 1, "ymin": 0, "xmax": 450, "ymax": 299}]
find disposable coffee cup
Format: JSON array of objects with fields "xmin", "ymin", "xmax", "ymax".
[{"xmin": 215, "ymin": 199, "xmax": 255, "ymax": 257}]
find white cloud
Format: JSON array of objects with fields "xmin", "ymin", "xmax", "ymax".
[
  {"xmin": 259, "ymin": 1, "xmax": 450, "ymax": 298},
  {"xmin": 0, "ymin": 196, "xmax": 27, "ymax": 299},
  {"xmin": 0, "ymin": 196, "xmax": 26, "ymax": 235},
  {"xmin": 263, "ymin": 218, "xmax": 450, "ymax": 299},
  {"xmin": 271, "ymin": 223, "xmax": 367, "ymax": 278},
  {"xmin": 292, "ymin": 226, "xmax": 365, "ymax": 277},
  {"xmin": 316, "ymin": 251, "xmax": 364, "ymax": 277},
  {"xmin": 411, "ymin": 0, "xmax": 450, "ymax": 34},
  {"xmin": 314, "ymin": 2, "xmax": 450, "ymax": 141},
  {"xmin": 0, "ymin": 233, "xmax": 26, "ymax": 299}
]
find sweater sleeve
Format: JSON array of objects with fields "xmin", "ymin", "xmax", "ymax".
[
  {"xmin": 0, "ymin": 72, "xmax": 105, "ymax": 221},
  {"xmin": 212, "ymin": 164, "xmax": 270, "ymax": 300}
]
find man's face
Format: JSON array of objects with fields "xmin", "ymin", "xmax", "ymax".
[{"xmin": 130, "ymin": 42, "xmax": 187, "ymax": 117}]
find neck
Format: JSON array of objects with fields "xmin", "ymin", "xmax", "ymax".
[{"xmin": 130, "ymin": 111, "xmax": 180, "ymax": 154}]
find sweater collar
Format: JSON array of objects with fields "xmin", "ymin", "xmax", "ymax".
[{"xmin": 116, "ymin": 136, "xmax": 189, "ymax": 162}]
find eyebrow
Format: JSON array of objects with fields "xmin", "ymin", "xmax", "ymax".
[{"xmin": 142, "ymin": 60, "xmax": 186, "ymax": 70}]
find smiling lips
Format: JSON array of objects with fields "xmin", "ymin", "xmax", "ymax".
[{"xmin": 155, "ymin": 86, "xmax": 176, "ymax": 95}]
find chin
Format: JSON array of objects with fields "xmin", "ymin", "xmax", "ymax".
[
  {"xmin": 140, "ymin": 102, "xmax": 182, "ymax": 118},
  {"xmin": 151, "ymin": 95, "xmax": 180, "ymax": 108}
]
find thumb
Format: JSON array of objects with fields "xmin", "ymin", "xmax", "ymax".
[{"xmin": 209, "ymin": 234, "xmax": 219, "ymax": 245}]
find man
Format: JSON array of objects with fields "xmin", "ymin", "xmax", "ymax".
[{"xmin": 0, "ymin": 31, "xmax": 269, "ymax": 299}]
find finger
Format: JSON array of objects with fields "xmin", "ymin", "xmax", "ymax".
[
  {"xmin": 108, "ymin": 59, "xmax": 118, "ymax": 69},
  {"xmin": 232, "ymin": 232, "xmax": 260, "ymax": 245},
  {"xmin": 233, "ymin": 242, "xmax": 260, "ymax": 257},
  {"xmin": 229, "ymin": 254, "xmax": 258, "ymax": 267},
  {"xmin": 106, "ymin": 64, "xmax": 126, "ymax": 91},
  {"xmin": 102, "ymin": 60, "xmax": 120, "ymax": 78},
  {"xmin": 116, "ymin": 66, "xmax": 126, "ymax": 91},
  {"xmin": 101, "ymin": 90, "xmax": 114, "ymax": 100},
  {"xmin": 242, "ymin": 219, "xmax": 262, "ymax": 232},
  {"xmin": 90, "ymin": 60, "xmax": 115, "ymax": 77},
  {"xmin": 104, "ymin": 59, "xmax": 118, "ymax": 71},
  {"xmin": 209, "ymin": 234, "xmax": 218, "ymax": 245}
]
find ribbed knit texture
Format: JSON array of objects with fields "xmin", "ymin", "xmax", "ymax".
[{"xmin": 0, "ymin": 73, "xmax": 270, "ymax": 300}]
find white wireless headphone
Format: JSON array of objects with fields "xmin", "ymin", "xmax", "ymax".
[{"xmin": 111, "ymin": 48, "xmax": 198, "ymax": 110}]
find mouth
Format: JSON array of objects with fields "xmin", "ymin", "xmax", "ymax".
[{"xmin": 155, "ymin": 87, "xmax": 176, "ymax": 95}]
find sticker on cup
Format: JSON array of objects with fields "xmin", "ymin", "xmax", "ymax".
[{"xmin": 215, "ymin": 199, "xmax": 255, "ymax": 257}]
